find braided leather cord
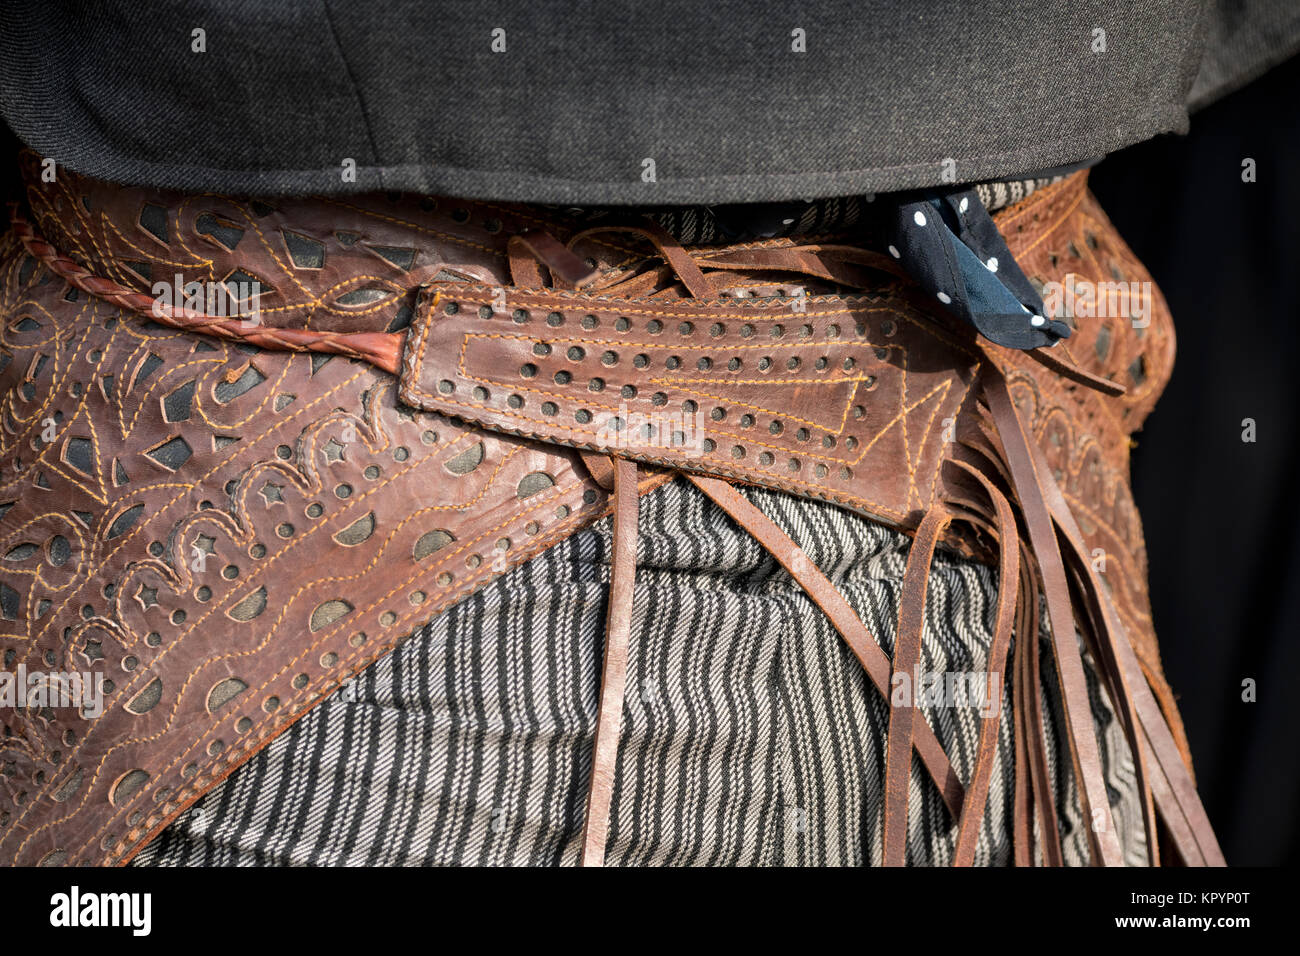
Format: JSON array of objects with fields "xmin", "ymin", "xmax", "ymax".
[{"xmin": 7, "ymin": 203, "xmax": 408, "ymax": 374}]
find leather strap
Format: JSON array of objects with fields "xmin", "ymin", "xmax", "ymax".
[
  {"xmin": 686, "ymin": 474, "xmax": 966, "ymax": 818},
  {"xmin": 1018, "ymin": 547, "xmax": 1065, "ymax": 865},
  {"xmin": 579, "ymin": 457, "xmax": 639, "ymax": 866},
  {"xmin": 1026, "ymin": 342, "xmax": 1126, "ymax": 396},
  {"xmin": 947, "ymin": 458, "xmax": 1019, "ymax": 866},
  {"xmin": 882, "ymin": 505, "xmax": 953, "ymax": 865},
  {"xmin": 1017, "ymin": 420, "xmax": 1226, "ymax": 867},
  {"xmin": 1, "ymin": 161, "xmax": 1219, "ymax": 868},
  {"xmin": 569, "ymin": 219, "xmax": 714, "ymax": 298},
  {"xmin": 695, "ymin": 243, "xmax": 909, "ymax": 288},
  {"xmin": 1062, "ymin": 543, "xmax": 1161, "ymax": 865},
  {"xmin": 983, "ymin": 363, "xmax": 1124, "ymax": 866},
  {"xmin": 1009, "ymin": 547, "xmax": 1060, "ymax": 865},
  {"xmin": 509, "ymin": 231, "xmax": 601, "ymax": 289}
]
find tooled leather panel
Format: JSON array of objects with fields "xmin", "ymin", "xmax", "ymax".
[
  {"xmin": 16, "ymin": 150, "xmax": 551, "ymax": 334},
  {"xmin": 992, "ymin": 174, "xmax": 1184, "ymax": 757},
  {"xmin": 0, "ymin": 233, "xmax": 668, "ymax": 866},
  {"xmin": 398, "ymin": 286, "xmax": 983, "ymax": 537}
]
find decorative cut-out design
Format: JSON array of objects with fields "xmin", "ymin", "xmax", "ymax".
[
  {"xmin": 0, "ymin": 582, "xmax": 19, "ymax": 620},
  {"xmin": 214, "ymin": 365, "xmax": 265, "ymax": 404},
  {"xmin": 282, "ymin": 230, "xmax": 325, "ymax": 270},
  {"xmin": 309, "ymin": 599, "xmax": 353, "ymax": 632},
  {"xmin": 413, "ymin": 529, "xmax": 454, "ymax": 560},
  {"xmin": 335, "ymin": 288, "xmax": 391, "ymax": 307},
  {"xmin": 196, "ymin": 213, "xmax": 245, "ymax": 251},
  {"xmin": 52, "ymin": 768, "xmax": 83, "ymax": 802},
  {"xmin": 367, "ymin": 245, "xmax": 416, "ymax": 271},
  {"xmin": 133, "ymin": 353, "xmax": 164, "ymax": 390},
  {"xmin": 144, "ymin": 436, "xmax": 193, "ymax": 471},
  {"xmin": 125, "ymin": 678, "xmax": 163, "ymax": 715},
  {"xmin": 139, "ymin": 204, "xmax": 169, "ymax": 244},
  {"xmin": 163, "ymin": 380, "xmax": 197, "ymax": 422},
  {"xmin": 4, "ymin": 543, "xmax": 37, "ymax": 562},
  {"xmin": 517, "ymin": 472, "xmax": 555, "ymax": 498},
  {"xmin": 47, "ymin": 536, "xmax": 70, "ymax": 566},
  {"xmin": 444, "ymin": 442, "xmax": 484, "ymax": 475},
  {"xmin": 332, "ymin": 512, "xmax": 375, "ymax": 546},
  {"xmin": 109, "ymin": 769, "xmax": 150, "ymax": 806},
  {"xmin": 63, "ymin": 437, "xmax": 95, "ymax": 476},
  {"xmin": 206, "ymin": 678, "xmax": 248, "ymax": 713},
  {"xmin": 133, "ymin": 584, "xmax": 158, "ymax": 610},
  {"xmin": 107, "ymin": 504, "xmax": 144, "ymax": 539},
  {"xmin": 227, "ymin": 586, "xmax": 268, "ymax": 622}
]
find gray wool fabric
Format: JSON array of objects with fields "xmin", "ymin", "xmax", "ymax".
[
  {"xmin": 3, "ymin": 0, "xmax": 1284, "ymax": 205},
  {"xmin": 5, "ymin": 3, "xmax": 1295, "ymax": 205},
  {"xmin": 133, "ymin": 478, "xmax": 1147, "ymax": 867}
]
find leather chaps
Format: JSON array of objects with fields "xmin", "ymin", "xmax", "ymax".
[{"xmin": 0, "ymin": 151, "xmax": 1223, "ymax": 867}]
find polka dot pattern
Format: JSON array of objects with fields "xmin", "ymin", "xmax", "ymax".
[{"xmin": 886, "ymin": 187, "xmax": 1071, "ymax": 350}]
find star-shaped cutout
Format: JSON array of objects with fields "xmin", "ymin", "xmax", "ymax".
[
  {"xmin": 258, "ymin": 482, "xmax": 284, "ymax": 506},
  {"xmin": 323, "ymin": 438, "xmax": 346, "ymax": 463},
  {"xmin": 192, "ymin": 533, "xmax": 216, "ymax": 555},
  {"xmin": 83, "ymin": 640, "xmax": 104, "ymax": 663},
  {"xmin": 134, "ymin": 584, "xmax": 158, "ymax": 610}
]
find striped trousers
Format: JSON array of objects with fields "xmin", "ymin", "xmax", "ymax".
[{"xmin": 134, "ymin": 478, "xmax": 1146, "ymax": 866}]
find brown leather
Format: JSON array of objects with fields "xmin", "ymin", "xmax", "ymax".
[
  {"xmin": 883, "ymin": 505, "xmax": 955, "ymax": 866},
  {"xmin": 992, "ymin": 182, "xmax": 1186, "ymax": 770},
  {"xmin": 1016, "ymin": 544, "xmax": 1065, "ymax": 865},
  {"xmin": 1017, "ymin": 411, "xmax": 1224, "ymax": 865},
  {"xmin": 982, "ymin": 366, "xmax": 1124, "ymax": 866},
  {"xmin": 9, "ymin": 214, "xmax": 406, "ymax": 375},
  {"xmin": 0, "ymin": 151, "xmax": 1217, "ymax": 867},
  {"xmin": 0, "ymin": 153, "xmax": 674, "ymax": 866},
  {"xmin": 948, "ymin": 458, "xmax": 1019, "ymax": 867},
  {"xmin": 579, "ymin": 457, "xmax": 638, "ymax": 867},
  {"xmin": 393, "ymin": 174, "xmax": 1187, "ymax": 774},
  {"xmin": 398, "ymin": 280, "xmax": 982, "ymax": 541}
]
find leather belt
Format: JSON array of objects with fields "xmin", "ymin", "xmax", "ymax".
[{"xmin": 0, "ymin": 151, "xmax": 1219, "ymax": 866}]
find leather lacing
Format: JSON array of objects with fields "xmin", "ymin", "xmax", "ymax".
[{"xmin": 9, "ymin": 204, "xmax": 1223, "ymax": 868}]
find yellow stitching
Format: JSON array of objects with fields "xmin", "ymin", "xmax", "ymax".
[{"xmin": 77, "ymin": 465, "xmax": 614, "ymax": 861}]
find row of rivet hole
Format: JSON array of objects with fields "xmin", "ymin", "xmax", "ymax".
[
  {"xmin": 459, "ymin": 302, "xmax": 904, "ymax": 344},
  {"xmin": 424, "ymin": 495, "xmax": 588, "ymax": 594},
  {"xmin": 439, "ymin": 304, "xmax": 885, "ymax": 479},
  {"xmin": 446, "ymin": 354, "xmax": 877, "ymax": 408},
  {"xmin": 228, "ymin": 621, "xmax": 371, "ymax": 781},
  {"xmin": 439, "ymin": 307, "xmax": 892, "ymax": 391}
]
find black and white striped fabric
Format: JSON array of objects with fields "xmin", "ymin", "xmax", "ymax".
[
  {"xmin": 550, "ymin": 175, "xmax": 1066, "ymax": 248},
  {"xmin": 133, "ymin": 478, "xmax": 1146, "ymax": 867}
]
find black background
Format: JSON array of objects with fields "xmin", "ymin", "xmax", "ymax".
[{"xmin": 1091, "ymin": 53, "xmax": 1300, "ymax": 867}]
